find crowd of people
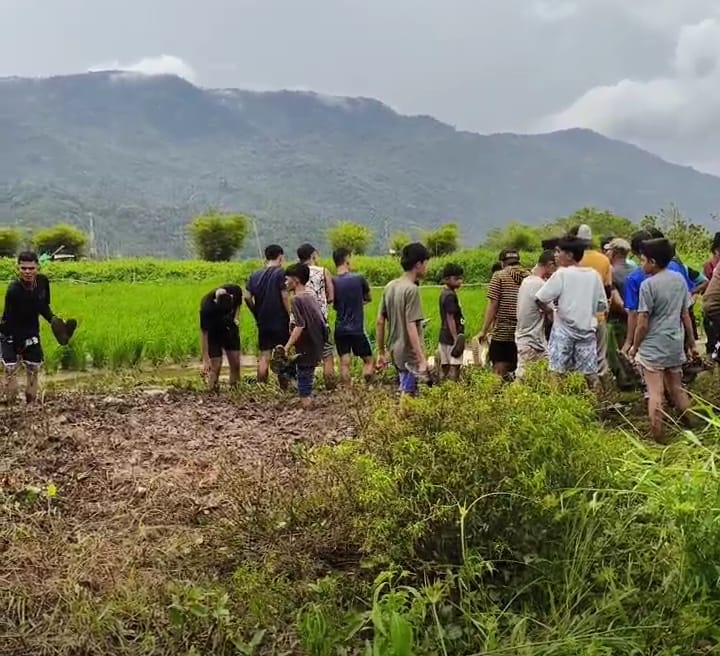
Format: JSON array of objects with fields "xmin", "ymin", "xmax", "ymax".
[{"xmin": 3, "ymin": 224, "xmax": 720, "ymax": 439}]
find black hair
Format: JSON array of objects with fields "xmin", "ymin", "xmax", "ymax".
[
  {"xmin": 538, "ymin": 249, "xmax": 555, "ymax": 266},
  {"xmin": 711, "ymin": 232, "xmax": 720, "ymax": 253},
  {"xmin": 630, "ymin": 230, "xmax": 653, "ymax": 255},
  {"xmin": 333, "ymin": 247, "xmax": 351, "ymax": 267},
  {"xmin": 17, "ymin": 251, "xmax": 39, "ymax": 264},
  {"xmin": 639, "ymin": 238, "xmax": 674, "ymax": 269},
  {"xmin": 215, "ymin": 293, "xmax": 233, "ymax": 312},
  {"xmin": 600, "ymin": 235, "xmax": 614, "ymax": 250},
  {"xmin": 223, "ymin": 284, "xmax": 242, "ymax": 301},
  {"xmin": 265, "ymin": 244, "xmax": 284, "ymax": 261},
  {"xmin": 647, "ymin": 227, "xmax": 664, "ymax": 239},
  {"xmin": 556, "ymin": 237, "xmax": 586, "ymax": 263},
  {"xmin": 297, "ymin": 243, "xmax": 316, "ymax": 263},
  {"xmin": 490, "ymin": 261, "xmax": 503, "ymax": 274},
  {"xmin": 285, "ymin": 262, "xmax": 310, "ymax": 284},
  {"xmin": 541, "ymin": 237, "xmax": 561, "ymax": 251},
  {"xmin": 400, "ymin": 242, "xmax": 431, "ymax": 272},
  {"xmin": 566, "ymin": 225, "xmax": 580, "ymax": 238},
  {"xmin": 441, "ymin": 263, "xmax": 464, "ymax": 279}
]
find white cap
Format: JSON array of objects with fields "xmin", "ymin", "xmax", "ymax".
[{"xmin": 577, "ymin": 224, "xmax": 592, "ymax": 242}]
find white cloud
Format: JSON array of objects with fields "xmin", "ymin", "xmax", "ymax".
[
  {"xmin": 540, "ymin": 17, "xmax": 720, "ymax": 172},
  {"xmin": 89, "ymin": 55, "xmax": 197, "ymax": 83},
  {"xmin": 529, "ymin": 0, "xmax": 578, "ymax": 22}
]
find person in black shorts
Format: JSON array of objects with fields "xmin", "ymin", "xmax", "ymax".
[
  {"xmin": 199, "ymin": 284, "xmax": 242, "ymax": 391},
  {"xmin": 1, "ymin": 251, "xmax": 74, "ymax": 403},
  {"xmin": 332, "ymin": 247, "xmax": 374, "ymax": 385},
  {"xmin": 244, "ymin": 245, "xmax": 291, "ymax": 385}
]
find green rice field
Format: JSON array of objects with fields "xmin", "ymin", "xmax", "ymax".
[{"xmin": 11, "ymin": 281, "xmax": 488, "ymax": 372}]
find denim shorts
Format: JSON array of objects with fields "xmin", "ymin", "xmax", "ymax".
[
  {"xmin": 398, "ymin": 370, "xmax": 418, "ymax": 395},
  {"xmin": 296, "ymin": 366, "xmax": 316, "ymax": 398}
]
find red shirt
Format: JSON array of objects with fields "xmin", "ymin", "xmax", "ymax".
[{"xmin": 704, "ymin": 257, "xmax": 719, "ymax": 280}]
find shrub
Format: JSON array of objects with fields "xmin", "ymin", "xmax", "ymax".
[
  {"xmin": 423, "ymin": 222, "xmax": 459, "ymax": 256},
  {"xmin": 188, "ymin": 212, "xmax": 249, "ymax": 262},
  {"xmin": 0, "ymin": 227, "xmax": 21, "ymax": 257},
  {"xmin": 485, "ymin": 221, "xmax": 542, "ymax": 252},
  {"xmin": 32, "ymin": 223, "xmax": 88, "ymax": 258},
  {"xmin": 389, "ymin": 231, "xmax": 411, "ymax": 254},
  {"xmin": 327, "ymin": 221, "xmax": 374, "ymax": 255}
]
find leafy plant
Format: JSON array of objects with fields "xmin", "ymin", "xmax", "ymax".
[
  {"xmin": 0, "ymin": 227, "xmax": 21, "ymax": 257},
  {"xmin": 32, "ymin": 223, "xmax": 88, "ymax": 257},
  {"xmin": 327, "ymin": 221, "xmax": 374, "ymax": 255},
  {"xmin": 188, "ymin": 211, "xmax": 249, "ymax": 262},
  {"xmin": 424, "ymin": 222, "xmax": 459, "ymax": 256}
]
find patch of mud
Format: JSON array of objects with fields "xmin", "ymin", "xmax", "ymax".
[{"xmin": 0, "ymin": 389, "xmax": 360, "ymax": 599}]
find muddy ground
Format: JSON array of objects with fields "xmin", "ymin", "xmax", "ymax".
[{"xmin": 0, "ymin": 388, "xmax": 360, "ymax": 642}]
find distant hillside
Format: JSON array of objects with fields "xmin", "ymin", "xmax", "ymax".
[{"xmin": 1, "ymin": 71, "xmax": 720, "ymax": 256}]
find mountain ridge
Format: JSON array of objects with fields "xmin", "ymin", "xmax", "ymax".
[{"xmin": 1, "ymin": 71, "xmax": 719, "ymax": 256}]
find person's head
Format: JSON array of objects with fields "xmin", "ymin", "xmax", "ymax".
[
  {"xmin": 647, "ymin": 227, "xmax": 665, "ymax": 239},
  {"xmin": 537, "ymin": 249, "xmax": 556, "ymax": 279},
  {"xmin": 441, "ymin": 263, "xmax": 464, "ymax": 289},
  {"xmin": 711, "ymin": 232, "xmax": 720, "ymax": 257},
  {"xmin": 600, "ymin": 235, "xmax": 614, "ymax": 253},
  {"xmin": 297, "ymin": 243, "xmax": 319, "ymax": 265},
  {"xmin": 400, "ymin": 242, "xmax": 431, "ymax": 278},
  {"xmin": 17, "ymin": 251, "xmax": 39, "ymax": 284},
  {"xmin": 490, "ymin": 261, "xmax": 503, "ymax": 276},
  {"xmin": 606, "ymin": 237, "xmax": 631, "ymax": 263},
  {"xmin": 541, "ymin": 237, "xmax": 561, "ymax": 251},
  {"xmin": 630, "ymin": 230, "xmax": 653, "ymax": 256},
  {"xmin": 333, "ymin": 247, "xmax": 352, "ymax": 269},
  {"xmin": 285, "ymin": 262, "xmax": 310, "ymax": 291},
  {"xmin": 639, "ymin": 238, "xmax": 674, "ymax": 274},
  {"xmin": 575, "ymin": 224, "xmax": 593, "ymax": 246},
  {"xmin": 498, "ymin": 248, "xmax": 520, "ymax": 267},
  {"xmin": 554, "ymin": 238, "xmax": 586, "ymax": 267},
  {"xmin": 265, "ymin": 244, "xmax": 284, "ymax": 264}
]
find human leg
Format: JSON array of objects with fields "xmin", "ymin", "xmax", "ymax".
[
  {"xmin": 226, "ymin": 350, "xmax": 241, "ymax": 387},
  {"xmin": 296, "ymin": 365, "xmax": 316, "ymax": 408},
  {"xmin": 21, "ymin": 341, "xmax": 44, "ymax": 404},
  {"xmin": 642, "ymin": 367, "xmax": 666, "ymax": 441},
  {"xmin": 488, "ymin": 340, "xmax": 517, "ymax": 380},
  {"xmin": 1, "ymin": 335, "xmax": 19, "ymax": 404},
  {"xmin": 322, "ymin": 338, "xmax": 336, "ymax": 390},
  {"xmin": 664, "ymin": 367, "xmax": 692, "ymax": 422}
]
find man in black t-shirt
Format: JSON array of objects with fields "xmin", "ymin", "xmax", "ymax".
[
  {"xmin": 437, "ymin": 263, "xmax": 465, "ymax": 382},
  {"xmin": 199, "ymin": 284, "xmax": 242, "ymax": 391},
  {"xmin": 1, "ymin": 251, "xmax": 74, "ymax": 403},
  {"xmin": 244, "ymin": 244, "xmax": 291, "ymax": 385}
]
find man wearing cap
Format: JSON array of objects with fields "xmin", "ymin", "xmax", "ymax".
[
  {"xmin": 571, "ymin": 224, "xmax": 612, "ymax": 382},
  {"xmin": 478, "ymin": 249, "xmax": 528, "ymax": 379}
]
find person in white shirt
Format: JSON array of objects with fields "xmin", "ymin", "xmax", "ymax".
[{"xmin": 535, "ymin": 238, "xmax": 608, "ymax": 388}]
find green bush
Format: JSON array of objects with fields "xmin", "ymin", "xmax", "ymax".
[
  {"xmin": 423, "ymin": 222, "xmax": 459, "ymax": 256},
  {"xmin": 0, "ymin": 227, "xmax": 21, "ymax": 258},
  {"xmin": 485, "ymin": 220, "xmax": 542, "ymax": 252},
  {"xmin": 32, "ymin": 223, "xmax": 88, "ymax": 257},
  {"xmin": 327, "ymin": 221, "xmax": 374, "ymax": 255},
  {"xmin": 188, "ymin": 212, "xmax": 249, "ymax": 262},
  {"xmin": 389, "ymin": 231, "xmax": 411, "ymax": 254}
]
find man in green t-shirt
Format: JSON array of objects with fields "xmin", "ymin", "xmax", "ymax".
[{"xmin": 376, "ymin": 242, "xmax": 431, "ymax": 395}]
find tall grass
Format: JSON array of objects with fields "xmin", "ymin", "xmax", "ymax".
[{"xmin": 10, "ymin": 281, "xmax": 489, "ymax": 372}]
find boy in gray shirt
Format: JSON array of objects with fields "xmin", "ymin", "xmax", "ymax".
[{"xmin": 628, "ymin": 238, "xmax": 698, "ymax": 441}]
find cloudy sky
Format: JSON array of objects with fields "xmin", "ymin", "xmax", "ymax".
[{"xmin": 2, "ymin": 0, "xmax": 720, "ymax": 172}]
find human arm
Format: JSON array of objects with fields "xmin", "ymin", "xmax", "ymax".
[
  {"xmin": 630, "ymin": 312, "xmax": 648, "ymax": 357},
  {"xmin": 622, "ymin": 273, "xmax": 641, "ymax": 353},
  {"xmin": 405, "ymin": 286, "xmax": 427, "ymax": 369},
  {"xmin": 595, "ymin": 275, "xmax": 609, "ymax": 314},
  {"xmin": 324, "ymin": 268, "xmax": 334, "ymax": 305},
  {"xmin": 443, "ymin": 291, "xmax": 461, "ymax": 341},
  {"xmin": 479, "ymin": 274, "xmax": 502, "ymax": 341},
  {"xmin": 362, "ymin": 276, "xmax": 371, "ymax": 304},
  {"xmin": 39, "ymin": 277, "xmax": 55, "ymax": 323},
  {"xmin": 534, "ymin": 270, "xmax": 562, "ymax": 320},
  {"xmin": 285, "ymin": 297, "xmax": 304, "ymax": 351}
]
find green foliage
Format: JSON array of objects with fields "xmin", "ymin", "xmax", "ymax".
[
  {"xmin": 188, "ymin": 212, "xmax": 249, "ymax": 262},
  {"xmin": 327, "ymin": 221, "xmax": 374, "ymax": 255},
  {"xmin": 389, "ymin": 231, "xmax": 411, "ymax": 254},
  {"xmin": 485, "ymin": 221, "xmax": 542, "ymax": 252},
  {"xmin": 423, "ymin": 222, "xmax": 459, "ymax": 256},
  {"xmin": 647, "ymin": 205, "xmax": 714, "ymax": 256},
  {"xmin": 32, "ymin": 223, "xmax": 88, "ymax": 257},
  {"xmin": 545, "ymin": 207, "xmax": 636, "ymax": 243},
  {"xmin": 0, "ymin": 227, "xmax": 21, "ymax": 257}
]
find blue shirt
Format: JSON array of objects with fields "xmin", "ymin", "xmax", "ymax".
[
  {"xmin": 623, "ymin": 260, "xmax": 692, "ymax": 312},
  {"xmin": 246, "ymin": 265, "xmax": 289, "ymax": 332},
  {"xmin": 333, "ymin": 272, "xmax": 370, "ymax": 335}
]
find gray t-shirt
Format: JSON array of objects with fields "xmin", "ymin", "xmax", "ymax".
[
  {"xmin": 515, "ymin": 274, "xmax": 547, "ymax": 352},
  {"xmin": 379, "ymin": 276, "xmax": 424, "ymax": 371},
  {"xmin": 637, "ymin": 269, "xmax": 688, "ymax": 368}
]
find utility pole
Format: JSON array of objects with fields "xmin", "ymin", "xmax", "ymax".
[{"xmin": 87, "ymin": 212, "xmax": 97, "ymax": 259}]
